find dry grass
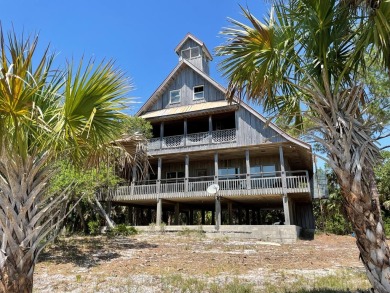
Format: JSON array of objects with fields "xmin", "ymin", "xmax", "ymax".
[{"xmin": 34, "ymin": 233, "xmax": 371, "ymax": 292}]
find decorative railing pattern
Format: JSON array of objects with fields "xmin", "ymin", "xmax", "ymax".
[
  {"xmin": 187, "ymin": 132, "xmax": 209, "ymax": 146},
  {"xmin": 148, "ymin": 128, "xmax": 236, "ymax": 150},
  {"xmin": 212, "ymin": 129, "xmax": 236, "ymax": 143},
  {"xmin": 163, "ymin": 135, "xmax": 184, "ymax": 148},
  {"xmin": 107, "ymin": 172, "xmax": 310, "ymax": 201},
  {"xmin": 148, "ymin": 138, "xmax": 160, "ymax": 150}
]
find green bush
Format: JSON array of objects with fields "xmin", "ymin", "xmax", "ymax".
[
  {"xmin": 107, "ymin": 224, "xmax": 138, "ymax": 236},
  {"xmin": 88, "ymin": 220, "xmax": 100, "ymax": 235}
]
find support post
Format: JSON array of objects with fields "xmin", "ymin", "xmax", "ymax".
[
  {"xmin": 160, "ymin": 122, "xmax": 164, "ymax": 149},
  {"xmin": 209, "ymin": 115, "xmax": 213, "ymax": 144},
  {"xmin": 228, "ymin": 202, "xmax": 233, "ymax": 224},
  {"xmin": 189, "ymin": 209, "xmax": 194, "ymax": 225},
  {"xmin": 214, "ymin": 152, "xmax": 219, "ymax": 184},
  {"xmin": 185, "ymin": 155, "xmax": 189, "ymax": 193},
  {"xmin": 215, "ymin": 196, "xmax": 221, "ymax": 230},
  {"xmin": 246, "ymin": 208, "xmax": 250, "ymax": 225},
  {"xmin": 174, "ymin": 203, "xmax": 180, "ymax": 225},
  {"xmin": 157, "ymin": 157, "xmax": 162, "ymax": 194},
  {"xmin": 201, "ymin": 209, "xmax": 206, "ymax": 225},
  {"xmin": 130, "ymin": 165, "xmax": 137, "ymax": 196},
  {"xmin": 245, "ymin": 149, "xmax": 251, "ymax": 189},
  {"xmin": 156, "ymin": 198, "xmax": 162, "ymax": 226},
  {"xmin": 279, "ymin": 146, "xmax": 291, "ymax": 225},
  {"xmin": 184, "ymin": 119, "xmax": 187, "ymax": 147}
]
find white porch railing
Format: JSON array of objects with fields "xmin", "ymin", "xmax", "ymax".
[
  {"xmin": 134, "ymin": 184, "xmax": 157, "ymax": 195},
  {"xmin": 107, "ymin": 172, "xmax": 310, "ymax": 201}
]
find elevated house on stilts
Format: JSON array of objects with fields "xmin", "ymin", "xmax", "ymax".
[{"xmin": 107, "ymin": 34, "xmax": 317, "ymax": 243}]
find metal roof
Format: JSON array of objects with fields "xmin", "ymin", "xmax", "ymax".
[{"xmin": 140, "ymin": 100, "xmax": 237, "ymax": 121}]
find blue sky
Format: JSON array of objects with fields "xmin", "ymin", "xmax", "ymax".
[
  {"xmin": 0, "ymin": 0, "xmax": 269, "ymax": 115},
  {"xmin": 1, "ymin": 0, "xmax": 388, "ymax": 151}
]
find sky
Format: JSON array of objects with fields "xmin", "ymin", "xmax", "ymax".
[
  {"xmin": 1, "ymin": 0, "xmax": 388, "ymax": 151},
  {"xmin": 0, "ymin": 0, "xmax": 270, "ymax": 115}
]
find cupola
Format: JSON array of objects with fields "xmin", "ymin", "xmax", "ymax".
[{"xmin": 175, "ymin": 33, "xmax": 213, "ymax": 75}]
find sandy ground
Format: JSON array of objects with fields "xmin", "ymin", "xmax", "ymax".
[{"xmin": 33, "ymin": 232, "xmax": 370, "ymax": 292}]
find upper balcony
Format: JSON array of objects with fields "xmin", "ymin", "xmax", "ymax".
[{"xmin": 148, "ymin": 128, "xmax": 236, "ymax": 153}]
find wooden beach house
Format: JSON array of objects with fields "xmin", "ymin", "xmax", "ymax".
[{"xmin": 107, "ymin": 34, "xmax": 316, "ymax": 242}]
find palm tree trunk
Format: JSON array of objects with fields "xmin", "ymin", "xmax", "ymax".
[
  {"xmin": 337, "ymin": 168, "xmax": 390, "ymax": 293},
  {"xmin": 0, "ymin": 252, "xmax": 34, "ymax": 293}
]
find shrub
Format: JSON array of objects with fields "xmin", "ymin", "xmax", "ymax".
[
  {"xmin": 87, "ymin": 220, "xmax": 100, "ymax": 235},
  {"xmin": 107, "ymin": 224, "xmax": 138, "ymax": 236}
]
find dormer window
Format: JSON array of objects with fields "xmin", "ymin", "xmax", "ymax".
[
  {"xmin": 170, "ymin": 89, "xmax": 181, "ymax": 104},
  {"xmin": 193, "ymin": 85, "xmax": 204, "ymax": 100},
  {"xmin": 181, "ymin": 46, "xmax": 201, "ymax": 59}
]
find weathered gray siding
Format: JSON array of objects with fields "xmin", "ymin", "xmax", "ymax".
[
  {"xmin": 177, "ymin": 38, "xmax": 209, "ymax": 74},
  {"xmin": 149, "ymin": 66, "xmax": 225, "ymax": 111},
  {"xmin": 156, "ymin": 156, "xmax": 283, "ymax": 180},
  {"xmin": 236, "ymin": 107, "xmax": 287, "ymax": 145}
]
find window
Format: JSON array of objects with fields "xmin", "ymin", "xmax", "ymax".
[
  {"xmin": 250, "ymin": 165, "xmax": 276, "ymax": 177},
  {"xmin": 193, "ymin": 85, "xmax": 204, "ymax": 100},
  {"xmin": 262, "ymin": 165, "xmax": 276, "ymax": 177},
  {"xmin": 166, "ymin": 171, "xmax": 185, "ymax": 183},
  {"xmin": 218, "ymin": 167, "xmax": 240, "ymax": 179},
  {"xmin": 170, "ymin": 90, "xmax": 181, "ymax": 104},
  {"xmin": 181, "ymin": 46, "xmax": 201, "ymax": 59}
]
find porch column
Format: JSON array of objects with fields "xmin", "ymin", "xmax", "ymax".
[
  {"xmin": 160, "ymin": 122, "xmax": 164, "ymax": 149},
  {"xmin": 215, "ymin": 196, "xmax": 221, "ymax": 231},
  {"xmin": 185, "ymin": 155, "xmax": 189, "ymax": 192},
  {"xmin": 214, "ymin": 152, "xmax": 219, "ymax": 184},
  {"xmin": 130, "ymin": 165, "xmax": 136, "ymax": 196},
  {"xmin": 174, "ymin": 203, "xmax": 180, "ymax": 225},
  {"xmin": 228, "ymin": 202, "xmax": 233, "ymax": 224},
  {"xmin": 279, "ymin": 146, "xmax": 291, "ymax": 225},
  {"xmin": 209, "ymin": 115, "xmax": 213, "ymax": 144},
  {"xmin": 184, "ymin": 119, "xmax": 187, "ymax": 147},
  {"xmin": 245, "ymin": 149, "xmax": 251, "ymax": 189},
  {"xmin": 156, "ymin": 198, "xmax": 162, "ymax": 226},
  {"xmin": 157, "ymin": 157, "xmax": 162, "ymax": 194}
]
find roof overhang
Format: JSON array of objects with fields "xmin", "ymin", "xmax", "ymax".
[{"xmin": 140, "ymin": 100, "xmax": 239, "ymax": 122}]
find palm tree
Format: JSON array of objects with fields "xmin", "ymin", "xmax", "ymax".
[
  {"xmin": 0, "ymin": 29, "xmax": 134, "ymax": 292},
  {"xmin": 216, "ymin": 0, "xmax": 390, "ymax": 292}
]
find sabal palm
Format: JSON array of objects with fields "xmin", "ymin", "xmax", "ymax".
[
  {"xmin": 0, "ymin": 30, "xmax": 130, "ymax": 292},
  {"xmin": 217, "ymin": 0, "xmax": 390, "ymax": 292}
]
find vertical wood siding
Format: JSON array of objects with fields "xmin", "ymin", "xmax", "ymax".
[
  {"xmin": 236, "ymin": 107, "xmax": 287, "ymax": 145},
  {"xmin": 149, "ymin": 66, "xmax": 226, "ymax": 111}
]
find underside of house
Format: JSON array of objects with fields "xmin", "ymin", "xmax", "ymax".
[{"xmin": 103, "ymin": 34, "xmax": 318, "ymax": 243}]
